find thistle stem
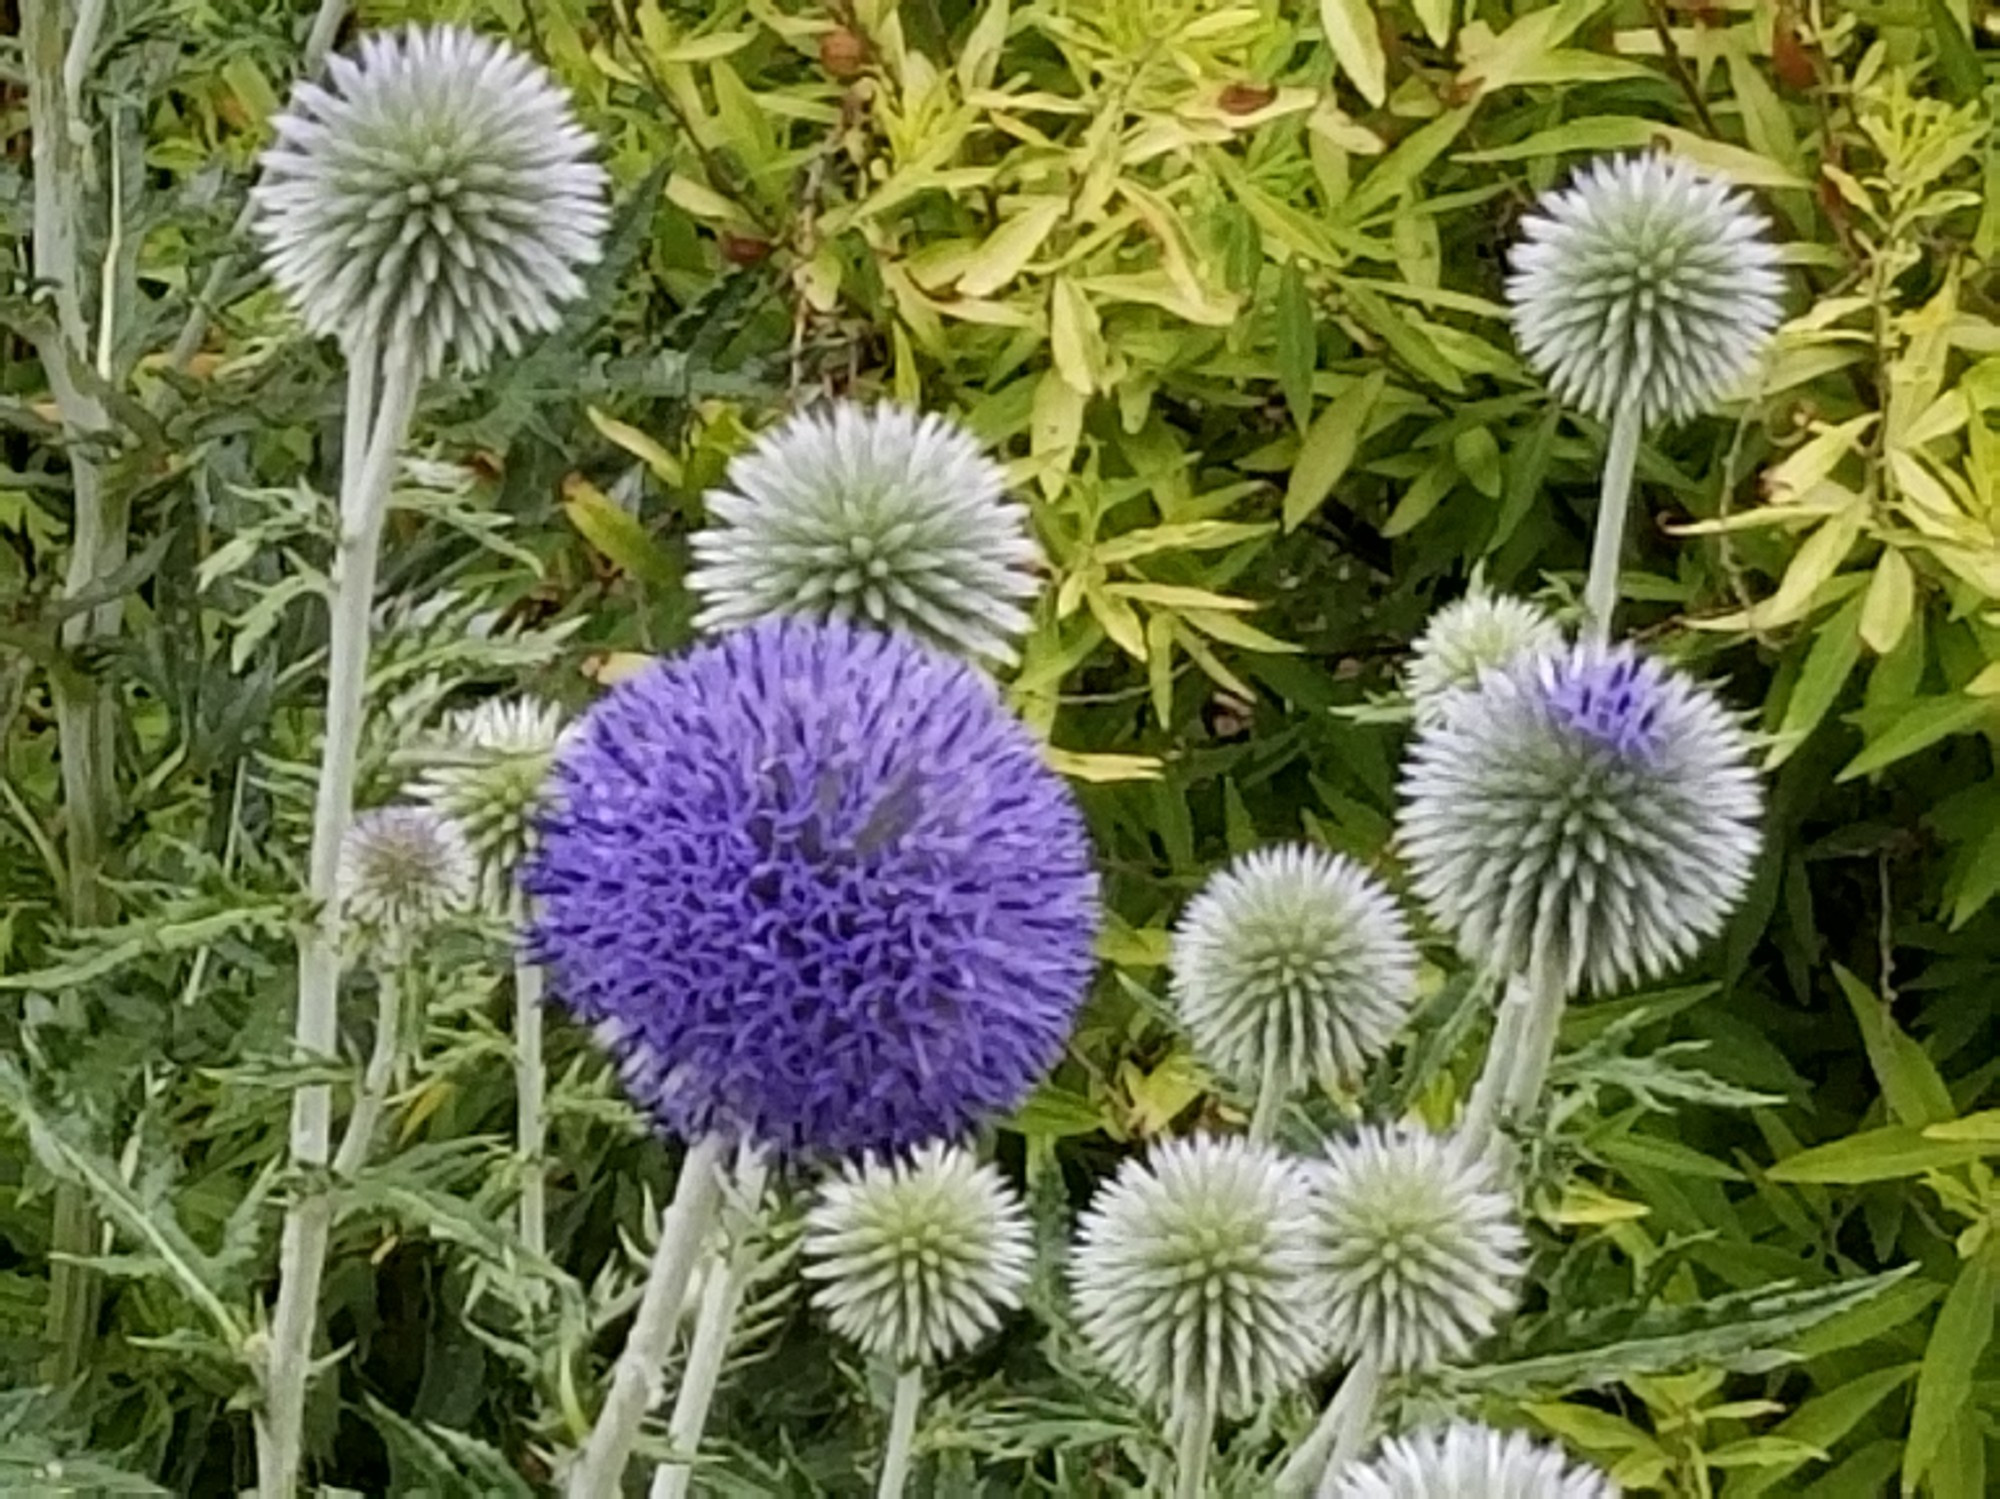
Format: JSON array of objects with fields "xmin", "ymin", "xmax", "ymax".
[
  {"xmin": 649, "ymin": 1149, "xmax": 770, "ymax": 1499},
  {"xmin": 514, "ymin": 900, "xmax": 548, "ymax": 1260},
  {"xmin": 1583, "ymin": 403, "xmax": 1645, "ymax": 645},
  {"xmin": 332, "ymin": 959, "xmax": 402, "ymax": 1179},
  {"xmin": 1460, "ymin": 954, "xmax": 1568, "ymax": 1161},
  {"xmin": 876, "ymin": 1366, "xmax": 926, "ymax": 1499},
  {"xmin": 257, "ymin": 336, "xmax": 419, "ymax": 1499},
  {"xmin": 566, "ymin": 1133, "xmax": 728, "ymax": 1499},
  {"xmin": 1273, "ymin": 1354, "xmax": 1379, "ymax": 1498},
  {"xmin": 1248, "ymin": 1048, "xmax": 1283, "ymax": 1143}
]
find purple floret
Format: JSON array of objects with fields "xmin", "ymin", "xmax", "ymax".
[
  {"xmin": 1540, "ymin": 646, "xmax": 1666, "ymax": 759},
  {"xmin": 523, "ymin": 616, "xmax": 1100, "ymax": 1160}
]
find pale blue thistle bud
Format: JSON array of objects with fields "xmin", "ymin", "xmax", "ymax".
[
  {"xmin": 1333, "ymin": 1421, "xmax": 1618, "ymax": 1498},
  {"xmin": 1405, "ymin": 585, "xmax": 1564, "ymax": 725}
]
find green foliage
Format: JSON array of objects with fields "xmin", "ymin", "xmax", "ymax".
[{"xmin": 6, "ymin": 0, "xmax": 2000, "ymax": 1492}]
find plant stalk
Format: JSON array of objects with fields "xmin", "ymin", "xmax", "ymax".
[
  {"xmin": 332, "ymin": 958, "xmax": 403, "ymax": 1179},
  {"xmin": 1583, "ymin": 403, "xmax": 1645, "ymax": 644},
  {"xmin": 877, "ymin": 1366, "xmax": 926, "ymax": 1499},
  {"xmin": 1248, "ymin": 1046, "xmax": 1283, "ymax": 1142},
  {"xmin": 650, "ymin": 1150, "xmax": 770, "ymax": 1499},
  {"xmin": 1461, "ymin": 953, "xmax": 1568, "ymax": 1160},
  {"xmin": 1172, "ymin": 1392, "xmax": 1217, "ymax": 1499},
  {"xmin": 1273, "ymin": 1354, "xmax": 1379, "ymax": 1498},
  {"xmin": 515, "ymin": 898, "xmax": 548, "ymax": 1260},
  {"xmin": 257, "ymin": 337, "xmax": 419, "ymax": 1499},
  {"xmin": 566, "ymin": 1133, "xmax": 728, "ymax": 1499}
]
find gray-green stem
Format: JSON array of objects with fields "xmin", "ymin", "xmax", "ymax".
[
  {"xmin": 1584, "ymin": 403, "xmax": 1645, "ymax": 645},
  {"xmin": 1248, "ymin": 1046, "xmax": 1284, "ymax": 1143},
  {"xmin": 1274, "ymin": 1354, "xmax": 1379, "ymax": 1497},
  {"xmin": 257, "ymin": 336, "xmax": 419, "ymax": 1499},
  {"xmin": 877, "ymin": 1366, "xmax": 926, "ymax": 1499},
  {"xmin": 514, "ymin": 898, "xmax": 548, "ymax": 1260},
  {"xmin": 1460, "ymin": 953, "xmax": 1568, "ymax": 1163},
  {"xmin": 650, "ymin": 1149, "xmax": 770, "ymax": 1499},
  {"xmin": 566, "ymin": 1134, "xmax": 728, "ymax": 1499},
  {"xmin": 332, "ymin": 955, "xmax": 403, "ymax": 1179}
]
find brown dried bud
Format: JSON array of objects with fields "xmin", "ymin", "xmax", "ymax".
[
  {"xmin": 819, "ymin": 28, "xmax": 865, "ymax": 78},
  {"xmin": 1219, "ymin": 82, "xmax": 1276, "ymax": 115},
  {"xmin": 720, "ymin": 232, "xmax": 772, "ymax": 266}
]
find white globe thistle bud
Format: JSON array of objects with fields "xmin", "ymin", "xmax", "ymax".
[
  {"xmin": 688, "ymin": 403, "xmax": 1042, "ymax": 664},
  {"xmin": 336, "ymin": 805, "xmax": 476, "ymax": 938},
  {"xmin": 1397, "ymin": 642, "xmax": 1761, "ymax": 997},
  {"xmin": 800, "ymin": 1143, "xmax": 1032, "ymax": 1367},
  {"xmin": 1405, "ymin": 586, "xmax": 1564, "ymax": 725},
  {"xmin": 1508, "ymin": 153, "xmax": 1783, "ymax": 427},
  {"xmin": 251, "ymin": 25, "xmax": 610, "ymax": 376},
  {"xmin": 1169, "ymin": 846, "xmax": 1417, "ymax": 1100},
  {"xmin": 1069, "ymin": 1136, "xmax": 1324, "ymax": 1421},
  {"xmin": 1305, "ymin": 1125, "xmax": 1526, "ymax": 1374},
  {"xmin": 411, "ymin": 696, "xmax": 567, "ymax": 891},
  {"xmin": 1333, "ymin": 1421, "xmax": 1618, "ymax": 1499}
]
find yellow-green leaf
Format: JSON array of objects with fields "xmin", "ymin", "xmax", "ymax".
[
  {"xmin": 1319, "ymin": 0, "xmax": 1387, "ymax": 106},
  {"xmin": 587, "ymin": 408, "xmax": 680, "ymax": 485},
  {"xmin": 1049, "ymin": 276, "xmax": 1104, "ymax": 396},
  {"xmin": 958, "ymin": 199, "xmax": 1066, "ymax": 298},
  {"xmin": 1837, "ymin": 694, "xmax": 1991, "ymax": 781},
  {"xmin": 1905, "ymin": 1248, "xmax": 1998, "ymax": 1495},
  {"xmin": 1859, "ymin": 548, "xmax": 1916, "ymax": 655},
  {"xmin": 1084, "ymin": 579, "xmax": 1147, "ymax": 659},
  {"xmin": 1284, "ymin": 370, "xmax": 1386, "ymax": 530},
  {"xmin": 1767, "ymin": 1126, "xmax": 1992, "ymax": 1184},
  {"xmin": 1104, "ymin": 582, "xmax": 1258, "ymax": 612},
  {"xmin": 1042, "ymin": 746, "xmax": 1163, "ymax": 782},
  {"xmin": 562, "ymin": 477, "xmax": 680, "ymax": 587}
]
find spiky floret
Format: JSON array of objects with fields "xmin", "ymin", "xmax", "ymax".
[
  {"xmin": 1405, "ymin": 586, "xmax": 1564, "ymax": 725},
  {"xmin": 801, "ymin": 1143, "xmax": 1032, "ymax": 1367},
  {"xmin": 1332, "ymin": 1421, "xmax": 1618, "ymax": 1499},
  {"xmin": 251, "ymin": 25, "xmax": 608, "ymax": 375},
  {"xmin": 1508, "ymin": 153, "xmax": 1783, "ymax": 427},
  {"xmin": 1069, "ymin": 1136, "xmax": 1324, "ymax": 1421},
  {"xmin": 688, "ymin": 402, "xmax": 1042, "ymax": 663},
  {"xmin": 1169, "ymin": 845, "xmax": 1417, "ymax": 1098},
  {"xmin": 1304, "ymin": 1125, "xmax": 1526, "ymax": 1373},
  {"xmin": 1397, "ymin": 641, "xmax": 1761, "ymax": 997},
  {"xmin": 337, "ymin": 805, "xmax": 476, "ymax": 938},
  {"xmin": 410, "ymin": 696, "xmax": 567, "ymax": 893}
]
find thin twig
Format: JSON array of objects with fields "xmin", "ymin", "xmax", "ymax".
[{"xmin": 1643, "ymin": 0, "xmax": 1720, "ymax": 138}]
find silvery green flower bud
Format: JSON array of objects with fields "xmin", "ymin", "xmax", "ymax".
[
  {"xmin": 1334, "ymin": 1421, "xmax": 1618, "ymax": 1498},
  {"xmin": 336, "ymin": 805, "xmax": 476, "ymax": 940},
  {"xmin": 1405, "ymin": 586, "xmax": 1563, "ymax": 725}
]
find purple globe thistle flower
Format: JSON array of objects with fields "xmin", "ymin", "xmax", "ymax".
[
  {"xmin": 523, "ymin": 617, "xmax": 1100, "ymax": 1159},
  {"xmin": 1397, "ymin": 641, "xmax": 1760, "ymax": 997}
]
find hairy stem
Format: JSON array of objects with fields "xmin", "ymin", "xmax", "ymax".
[
  {"xmin": 1172, "ymin": 1392, "xmax": 1217, "ymax": 1499},
  {"xmin": 1461, "ymin": 954, "xmax": 1568, "ymax": 1161},
  {"xmin": 566, "ymin": 1134, "xmax": 728, "ymax": 1499},
  {"xmin": 877, "ymin": 1366, "xmax": 926, "ymax": 1499},
  {"xmin": 1584, "ymin": 403, "xmax": 1645, "ymax": 645},
  {"xmin": 332, "ymin": 959, "xmax": 402, "ymax": 1179},
  {"xmin": 515, "ymin": 900, "xmax": 548, "ymax": 1260},
  {"xmin": 1274, "ymin": 1354, "xmax": 1379, "ymax": 1497},
  {"xmin": 257, "ymin": 337, "xmax": 419, "ymax": 1499},
  {"xmin": 650, "ymin": 1150, "xmax": 770, "ymax": 1499},
  {"xmin": 1248, "ymin": 1046, "xmax": 1283, "ymax": 1143}
]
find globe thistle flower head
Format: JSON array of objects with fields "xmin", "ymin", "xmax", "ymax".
[
  {"xmin": 1068, "ymin": 1136, "xmax": 1324, "ymax": 1420},
  {"xmin": 801, "ymin": 1143, "xmax": 1032, "ymax": 1366},
  {"xmin": 337, "ymin": 805, "xmax": 476, "ymax": 939},
  {"xmin": 1508, "ymin": 153, "xmax": 1783, "ymax": 426},
  {"xmin": 412, "ymin": 695, "xmax": 567, "ymax": 893},
  {"xmin": 688, "ymin": 402, "xmax": 1042, "ymax": 663},
  {"xmin": 1405, "ymin": 586, "xmax": 1564, "ymax": 724},
  {"xmin": 251, "ymin": 25, "xmax": 609, "ymax": 376},
  {"xmin": 1169, "ymin": 845, "xmax": 1417, "ymax": 1099},
  {"xmin": 1304, "ymin": 1125, "xmax": 1526, "ymax": 1373},
  {"xmin": 1333, "ymin": 1422, "xmax": 1618, "ymax": 1499},
  {"xmin": 523, "ymin": 616, "xmax": 1098, "ymax": 1159},
  {"xmin": 1397, "ymin": 641, "xmax": 1761, "ymax": 997}
]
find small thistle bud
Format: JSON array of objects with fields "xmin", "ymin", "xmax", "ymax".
[
  {"xmin": 687, "ymin": 403, "xmax": 1042, "ymax": 664},
  {"xmin": 1333, "ymin": 1421, "xmax": 1618, "ymax": 1499},
  {"xmin": 1069, "ymin": 1136, "xmax": 1324, "ymax": 1421},
  {"xmin": 1405, "ymin": 586, "xmax": 1564, "ymax": 724},
  {"xmin": 336, "ymin": 806, "xmax": 476, "ymax": 939},
  {"xmin": 251, "ymin": 25, "xmax": 609, "ymax": 376},
  {"xmin": 1508, "ymin": 153, "xmax": 1784, "ymax": 427},
  {"xmin": 1397, "ymin": 642, "xmax": 1761, "ymax": 997},
  {"xmin": 411, "ymin": 696, "xmax": 567, "ymax": 893},
  {"xmin": 800, "ymin": 1143, "xmax": 1032, "ymax": 1367},
  {"xmin": 1169, "ymin": 845, "xmax": 1417, "ymax": 1099},
  {"xmin": 1305, "ymin": 1125, "xmax": 1526, "ymax": 1373}
]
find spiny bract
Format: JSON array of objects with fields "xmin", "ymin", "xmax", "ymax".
[
  {"xmin": 1405, "ymin": 586, "xmax": 1564, "ymax": 724},
  {"xmin": 251, "ymin": 25, "xmax": 608, "ymax": 376},
  {"xmin": 1332, "ymin": 1421, "xmax": 1618, "ymax": 1499},
  {"xmin": 410, "ymin": 695, "xmax": 567, "ymax": 898},
  {"xmin": 1508, "ymin": 153, "xmax": 1783, "ymax": 426},
  {"xmin": 1169, "ymin": 845, "xmax": 1417, "ymax": 1099},
  {"xmin": 336, "ymin": 805, "xmax": 476, "ymax": 939},
  {"xmin": 688, "ymin": 403, "xmax": 1042, "ymax": 663},
  {"xmin": 1068, "ymin": 1135, "xmax": 1324, "ymax": 1420},
  {"xmin": 801, "ymin": 1143, "xmax": 1032, "ymax": 1367},
  {"xmin": 1304, "ymin": 1125, "xmax": 1526, "ymax": 1373},
  {"xmin": 523, "ymin": 616, "xmax": 1099, "ymax": 1159},
  {"xmin": 1397, "ymin": 641, "xmax": 1761, "ymax": 997}
]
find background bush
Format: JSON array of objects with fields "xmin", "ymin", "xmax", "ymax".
[{"xmin": 5, "ymin": 0, "xmax": 2000, "ymax": 1492}]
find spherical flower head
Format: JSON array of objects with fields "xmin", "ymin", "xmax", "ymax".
[
  {"xmin": 411, "ymin": 696, "xmax": 568, "ymax": 893},
  {"xmin": 1405, "ymin": 586, "xmax": 1564, "ymax": 725},
  {"xmin": 801, "ymin": 1143, "xmax": 1032, "ymax": 1366},
  {"xmin": 1397, "ymin": 642, "xmax": 1761, "ymax": 997},
  {"xmin": 251, "ymin": 25, "xmax": 609, "ymax": 376},
  {"xmin": 337, "ymin": 805, "xmax": 476, "ymax": 939},
  {"xmin": 523, "ymin": 617, "xmax": 1099, "ymax": 1159},
  {"xmin": 1508, "ymin": 153, "xmax": 1783, "ymax": 426},
  {"xmin": 1304, "ymin": 1125, "xmax": 1525, "ymax": 1373},
  {"xmin": 1169, "ymin": 845, "xmax": 1417, "ymax": 1099},
  {"xmin": 1069, "ymin": 1136, "xmax": 1324, "ymax": 1421},
  {"xmin": 688, "ymin": 403, "xmax": 1042, "ymax": 664},
  {"xmin": 1333, "ymin": 1422, "xmax": 1618, "ymax": 1499}
]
